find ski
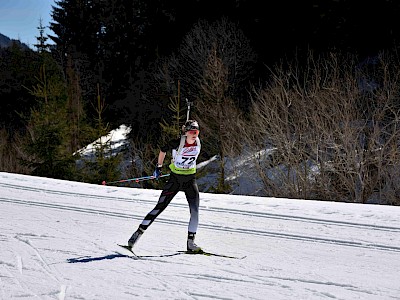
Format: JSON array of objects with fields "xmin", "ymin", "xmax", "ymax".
[
  {"xmin": 177, "ymin": 250, "xmax": 246, "ymax": 259},
  {"xmin": 117, "ymin": 244, "xmax": 245, "ymax": 260},
  {"xmin": 117, "ymin": 244, "xmax": 140, "ymax": 259}
]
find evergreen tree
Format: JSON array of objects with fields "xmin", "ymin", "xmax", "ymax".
[
  {"xmin": 50, "ymin": 0, "xmax": 103, "ymax": 114},
  {"xmin": 78, "ymin": 84, "xmax": 121, "ymax": 184},
  {"xmin": 34, "ymin": 18, "xmax": 52, "ymax": 53},
  {"xmin": 23, "ymin": 58, "xmax": 76, "ymax": 180},
  {"xmin": 49, "ymin": 0, "xmax": 161, "ymax": 127},
  {"xmin": 159, "ymin": 80, "xmax": 186, "ymax": 141},
  {"xmin": 0, "ymin": 44, "xmax": 41, "ymax": 136}
]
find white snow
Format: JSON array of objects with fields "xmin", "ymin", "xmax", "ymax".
[
  {"xmin": 75, "ymin": 124, "xmax": 132, "ymax": 157},
  {"xmin": 1, "ymin": 171, "xmax": 399, "ymax": 300}
]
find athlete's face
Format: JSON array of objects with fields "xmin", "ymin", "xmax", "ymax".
[{"xmin": 186, "ymin": 129, "xmax": 199, "ymax": 142}]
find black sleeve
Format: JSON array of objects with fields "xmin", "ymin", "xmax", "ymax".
[{"xmin": 160, "ymin": 138, "xmax": 180, "ymax": 153}]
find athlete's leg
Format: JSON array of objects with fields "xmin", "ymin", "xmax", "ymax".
[
  {"xmin": 184, "ymin": 178, "xmax": 200, "ymax": 233},
  {"xmin": 185, "ymin": 178, "xmax": 201, "ymax": 251},
  {"xmin": 139, "ymin": 176, "xmax": 180, "ymax": 230},
  {"xmin": 128, "ymin": 175, "xmax": 180, "ymax": 247}
]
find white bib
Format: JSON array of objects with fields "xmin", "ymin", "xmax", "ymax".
[{"xmin": 172, "ymin": 144, "xmax": 200, "ymax": 170}]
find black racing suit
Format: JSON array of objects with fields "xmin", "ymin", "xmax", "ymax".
[{"xmin": 138, "ymin": 138, "xmax": 200, "ymax": 233}]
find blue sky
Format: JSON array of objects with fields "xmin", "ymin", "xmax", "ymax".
[{"xmin": 0, "ymin": 0, "xmax": 55, "ymax": 47}]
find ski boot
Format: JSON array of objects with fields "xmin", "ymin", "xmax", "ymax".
[
  {"xmin": 128, "ymin": 227, "xmax": 144, "ymax": 249},
  {"xmin": 187, "ymin": 232, "xmax": 202, "ymax": 253}
]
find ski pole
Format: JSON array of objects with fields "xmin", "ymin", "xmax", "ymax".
[{"xmin": 102, "ymin": 173, "xmax": 170, "ymax": 185}]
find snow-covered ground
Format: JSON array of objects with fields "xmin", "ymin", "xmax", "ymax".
[
  {"xmin": 1, "ymin": 172, "xmax": 399, "ymax": 299},
  {"xmin": 74, "ymin": 124, "xmax": 132, "ymax": 159}
]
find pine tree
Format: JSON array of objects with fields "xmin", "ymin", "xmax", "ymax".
[
  {"xmin": 23, "ymin": 60, "xmax": 76, "ymax": 179},
  {"xmin": 0, "ymin": 43, "xmax": 41, "ymax": 135},
  {"xmin": 79, "ymin": 84, "xmax": 121, "ymax": 184},
  {"xmin": 159, "ymin": 80, "xmax": 186, "ymax": 141},
  {"xmin": 34, "ymin": 18, "xmax": 51, "ymax": 53}
]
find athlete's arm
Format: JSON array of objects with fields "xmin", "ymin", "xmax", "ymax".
[{"xmin": 157, "ymin": 151, "xmax": 166, "ymax": 166}]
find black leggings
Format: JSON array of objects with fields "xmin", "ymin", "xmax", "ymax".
[{"xmin": 139, "ymin": 173, "xmax": 199, "ymax": 233}]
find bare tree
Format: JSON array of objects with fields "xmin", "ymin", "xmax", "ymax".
[
  {"xmin": 155, "ymin": 17, "xmax": 255, "ymax": 193},
  {"xmin": 196, "ymin": 45, "xmax": 246, "ymax": 192},
  {"xmin": 247, "ymin": 51, "xmax": 400, "ymax": 204},
  {"xmin": 166, "ymin": 17, "xmax": 257, "ymax": 101}
]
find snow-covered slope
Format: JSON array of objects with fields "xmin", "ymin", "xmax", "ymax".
[{"xmin": 1, "ymin": 172, "xmax": 399, "ymax": 299}]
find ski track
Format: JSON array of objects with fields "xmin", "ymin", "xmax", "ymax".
[
  {"xmin": 11, "ymin": 235, "xmax": 67, "ymax": 299},
  {"xmin": 1, "ymin": 182, "xmax": 399, "ymax": 233},
  {"xmin": 1, "ymin": 180, "xmax": 400, "ymax": 300},
  {"xmin": 2, "ymin": 263, "xmax": 40, "ymax": 299},
  {"xmin": 1, "ymin": 195, "xmax": 400, "ymax": 254},
  {"xmin": 14, "ymin": 235, "xmax": 61, "ymax": 283},
  {"xmin": 112, "ymin": 254, "xmax": 196, "ymax": 299}
]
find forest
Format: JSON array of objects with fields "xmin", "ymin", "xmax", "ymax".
[{"xmin": 1, "ymin": 0, "xmax": 400, "ymax": 205}]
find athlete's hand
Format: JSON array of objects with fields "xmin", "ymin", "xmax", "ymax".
[{"xmin": 152, "ymin": 165, "xmax": 162, "ymax": 178}]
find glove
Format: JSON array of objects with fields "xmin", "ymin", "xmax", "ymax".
[{"xmin": 152, "ymin": 165, "xmax": 162, "ymax": 178}]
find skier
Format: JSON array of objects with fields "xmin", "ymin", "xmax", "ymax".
[{"xmin": 127, "ymin": 120, "xmax": 202, "ymax": 252}]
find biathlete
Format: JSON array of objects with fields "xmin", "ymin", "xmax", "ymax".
[{"xmin": 127, "ymin": 120, "xmax": 202, "ymax": 252}]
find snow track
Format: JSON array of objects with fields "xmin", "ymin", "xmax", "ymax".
[
  {"xmin": 1, "ymin": 192, "xmax": 400, "ymax": 253},
  {"xmin": 0, "ymin": 182, "xmax": 398, "ymax": 232},
  {"xmin": 1, "ymin": 173, "xmax": 400, "ymax": 300}
]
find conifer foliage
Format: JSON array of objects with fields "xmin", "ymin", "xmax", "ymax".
[{"xmin": 22, "ymin": 56, "xmax": 76, "ymax": 179}]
